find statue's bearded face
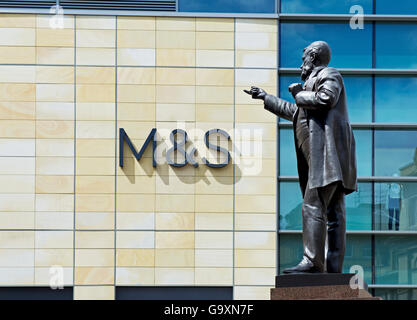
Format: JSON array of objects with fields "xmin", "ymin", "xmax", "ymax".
[{"xmin": 300, "ymin": 48, "xmax": 316, "ymax": 81}]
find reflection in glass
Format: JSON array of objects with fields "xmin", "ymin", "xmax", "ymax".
[
  {"xmin": 280, "ymin": 182, "xmax": 372, "ymax": 231},
  {"xmin": 178, "ymin": 0, "xmax": 275, "ymax": 13},
  {"xmin": 376, "ymin": 23, "xmax": 417, "ymax": 68},
  {"xmin": 374, "ymin": 289, "xmax": 417, "ymax": 300},
  {"xmin": 279, "ymin": 129, "xmax": 372, "ymax": 177},
  {"xmin": 375, "ymin": 182, "xmax": 417, "ymax": 231},
  {"xmin": 374, "ymin": 130, "xmax": 417, "ymax": 177},
  {"xmin": 376, "ymin": 0, "xmax": 417, "ymax": 14},
  {"xmin": 375, "ymin": 236, "xmax": 417, "ymax": 285},
  {"xmin": 279, "ymin": 76, "xmax": 373, "ymax": 123},
  {"xmin": 279, "ymin": 234, "xmax": 372, "ymax": 282},
  {"xmin": 375, "ymin": 76, "xmax": 417, "ymax": 123},
  {"xmin": 281, "ymin": 0, "xmax": 373, "ymax": 14},
  {"xmin": 279, "ymin": 129, "xmax": 297, "ymax": 176},
  {"xmin": 280, "ymin": 22, "xmax": 372, "ymax": 68}
]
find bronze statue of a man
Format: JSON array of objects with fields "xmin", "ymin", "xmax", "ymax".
[{"xmin": 245, "ymin": 41, "xmax": 357, "ymax": 274}]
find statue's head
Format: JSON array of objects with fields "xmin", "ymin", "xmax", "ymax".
[{"xmin": 300, "ymin": 41, "xmax": 331, "ymax": 81}]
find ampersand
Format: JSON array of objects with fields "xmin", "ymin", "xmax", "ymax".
[{"xmin": 166, "ymin": 129, "xmax": 188, "ymax": 167}]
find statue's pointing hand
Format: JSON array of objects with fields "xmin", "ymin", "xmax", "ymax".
[{"xmin": 243, "ymin": 86, "xmax": 267, "ymax": 100}]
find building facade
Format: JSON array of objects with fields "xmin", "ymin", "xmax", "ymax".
[{"xmin": 0, "ymin": 0, "xmax": 415, "ymax": 300}]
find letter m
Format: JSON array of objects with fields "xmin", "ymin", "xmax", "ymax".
[{"xmin": 119, "ymin": 128, "xmax": 157, "ymax": 168}]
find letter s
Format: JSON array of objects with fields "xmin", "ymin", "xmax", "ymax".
[{"xmin": 202, "ymin": 129, "xmax": 231, "ymax": 168}]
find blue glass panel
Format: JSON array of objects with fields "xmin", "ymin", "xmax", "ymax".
[
  {"xmin": 343, "ymin": 76, "xmax": 372, "ymax": 123},
  {"xmin": 375, "ymin": 235, "xmax": 417, "ymax": 285},
  {"xmin": 345, "ymin": 183, "xmax": 372, "ymax": 231},
  {"xmin": 281, "ymin": 0, "xmax": 373, "ymax": 14},
  {"xmin": 279, "ymin": 75, "xmax": 372, "ymax": 123},
  {"xmin": 375, "ymin": 182, "xmax": 417, "ymax": 231},
  {"xmin": 280, "ymin": 182, "xmax": 372, "ymax": 231},
  {"xmin": 376, "ymin": 23, "xmax": 417, "ymax": 69},
  {"xmin": 279, "ymin": 181, "xmax": 302, "ymax": 230},
  {"xmin": 374, "ymin": 289, "xmax": 417, "ymax": 300},
  {"xmin": 179, "ymin": 0, "xmax": 275, "ymax": 13},
  {"xmin": 279, "ymin": 128, "xmax": 372, "ymax": 177},
  {"xmin": 375, "ymin": 76, "xmax": 417, "ymax": 123},
  {"xmin": 280, "ymin": 22, "xmax": 373, "ymax": 68},
  {"xmin": 376, "ymin": 0, "xmax": 417, "ymax": 14},
  {"xmin": 280, "ymin": 233, "xmax": 372, "ymax": 282},
  {"xmin": 279, "ymin": 128, "xmax": 297, "ymax": 176},
  {"xmin": 342, "ymin": 235, "xmax": 372, "ymax": 284},
  {"xmin": 374, "ymin": 130, "xmax": 417, "ymax": 177}
]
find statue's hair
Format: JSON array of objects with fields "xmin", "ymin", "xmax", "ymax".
[{"xmin": 304, "ymin": 41, "xmax": 331, "ymax": 66}]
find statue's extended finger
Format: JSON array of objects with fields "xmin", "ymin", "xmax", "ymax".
[{"xmin": 243, "ymin": 89, "xmax": 251, "ymax": 95}]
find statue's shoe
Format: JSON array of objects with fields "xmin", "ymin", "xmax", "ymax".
[{"xmin": 282, "ymin": 259, "xmax": 323, "ymax": 274}]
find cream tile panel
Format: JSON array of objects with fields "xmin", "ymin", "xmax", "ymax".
[
  {"xmin": 76, "ymin": 30, "xmax": 115, "ymax": 48},
  {"xmin": 117, "ymin": 175, "xmax": 155, "ymax": 194},
  {"xmin": 235, "ymin": 177, "xmax": 275, "ymax": 195},
  {"xmin": 37, "ymin": 47, "xmax": 73, "ymax": 65},
  {"xmin": 196, "ymin": 86, "xmax": 233, "ymax": 104},
  {"xmin": 35, "ymin": 231, "xmax": 73, "ymax": 249},
  {"xmin": 235, "ymin": 214, "xmax": 276, "ymax": 231},
  {"xmin": 155, "ymin": 267, "xmax": 194, "ymax": 285},
  {"xmin": 36, "ymin": 157, "xmax": 74, "ymax": 175},
  {"xmin": 236, "ymin": 50, "xmax": 277, "ymax": 68},
  {"xmin": 235, "ymin": 69, "xmax": 277, "ymax": 87},
  {"xmin": 76, "ymin": 16, "xmax": 115, "ymax": 29},
  {"xmin": 234, "ymin": 286, "xmax": 273, "ymax": 300},
  {"xmin": 155, "ymin": 212, "xmax": 194, "ymax": 230},
  {"xmin": 35, "ymin": 249, "xmax": 73, "ymax": 267},
  {"xmin": 0, "ymin": 268, "xmax": 34, "ymax": 285},
  {"xmin": 75, "ymin": 249, "xmax": 114, "ymax": 267},
  {"xmin": 35, "ymin": 175, "xmax": 74, "ymax": 194},
  {"xmin": 0, "ymin": 102, "xmax": 35, "ymax": 120},
  {"xmin": 195, "ymin": 195, "xmax": 233, "ymax": 213},
  {"xmin": 117, "ymin": 16, "xmax": 155, "ymax": 30},
  {"xmin": 0, "ymin": 212, "xmax": 34, "ymax": 229},
  {"xmin": 36, "ymin": 28, "xmax": 74, "ymax": 47},
  {"xmin": 155, "ymin": 249, "xmax": 194, "ymax": 267},
  {"xmin": 0, "ymin": 157, "xmax": 35, "ymax": 174},
  {"xmin": 76, "ymin": 212, "xmax": 114, "ymax": 230},
  {"xmin": 36, "ymin": 14, "xmax": 74, "ymax": 29},
  {"xmin": 35, "ymin": 267, "xmax": 73, "ymax": 286},
  {"xmin": 156, "ymin": 195, "xmax": 194, "ymax": 212},
  {"xmin": 235, "ymin": 195, "xmax": 275, "ymax": 213},
  {"xmin": 116, "ymin": 231, "xmax": 154, "ymax": 249},
  {"xmin": 77, "ymin": 48, "xmax": 115, "ymax": 66},
  {"xmin": 118, "ymin": 67, "xmax": 155, "ymax": 85},
  {"xmin": 0, "ymin": 47, "xmax": 35, "ymax": 64},
  {"xmin": 76, "ymin": 176, "xmax": 115, "ymax": 194},
  {"xmin": 235, "ymin": 232, "xmax": 275, "ymax": 249},
  {"xmin": 196, "ymin": 104, "xmax": 233, "ymax": 123},
  {"xmin": 155, "ymin": 175, "xmax": 194, "ymax": 194},
  {"xmin": 0, "ymin": 14, "xmax": 36, "ymax": 28},
  {"xmin": 0, "ymin": 231, "xmax": 34, "ymax": 248},
  {"xmin": 195, "ymin": 213, "xmax": 233, "ymax": 230},
  {"xmin": 117, "ymin": 48, "xmax": 155, "ymax": 66},
  {"xmin": 236, "ymin": 32, "xmax": 277, "ymax": 51},
  {"xmin": 117, "ymin": 194, "xmax": 155, "ymax": 212},
  {"xmin": 76, "ymin": 139, "xmax": 115, "ymax": 157},
  {"xmin": 36, "ymin": 66, "xmax": 74, "ymax": 84},
  {"xmin": 74, "ymin": 267, "xmax": 114, "ymax": 285},
  {"xmin": 196, "ymin": 18, "xmax": 234, "ymax": 32},
  {"xmin": 0, "ymin": 249, "xmax": 34, "ymax": 267},
  {"xmin": 156, "ymin": 31, "xmax": 195, "ymax": 49},
  {"xmin": 116, "ymin": 267, "xmax": 154, "ymax": 285},
  {"xmin": 118, "ymin": 85, "xmax": 155, "ymax": 103},
  {"xmin": 156, "ymin": 68, "xmax": 195, "ymax": 86},
  {"xmin": 0, "ymin": 66, "xmax": 35, "ymax": 83},
  {"xmin": 116, "ymin": 212, "xmax": 154, "ymax": 230},
  {"xmin": 155, "ymin": 232, "xmax": 194, "ymax": 249},
  {"xmin": 195, "ymin": 267, "xmax": 233, "ymax": 285},
  {"xmin": 0, "ymin": 28, "xmax": 35, "ymax": 46},
  {"xmin": 195, "ymin": 177, "xmax": 233, "ymax": 195},
  {"xmin": 196, "ymin": 32, "xmax": 234, "ymax": 50},
  {"xmin": 75, "ymin": 194, "xmax": 114, "ymax": 212},
  {"xmin": 156, "ymin": 17, "xmax": 195, "ymax": 31},
  {"xmin": 196, "ymin": 50, "xmax": 234, "ymax": 68},
  {"xmin": 118, "ymin": 103, "xmax": 155, "ymax": 121},
  {"xmin": 35, "ymin": 212, "xmax": 73, "ymax": 230},
  {"xmin": 0, "ymin": 139, "xmax": 35, "ymax": 156},
  {"xmin": 74, "ymin": 286, "xmax": 115, "ymax": 300},
  {"xmin": 0, "ymin": 120, "xmax": 35, "ymax": 138},
  {"xmin": 195, "ymin": 249, "xmax": 233, "ymax": 267},
  {"xmin": 0, "ymin": 194, "xmax": 34, "ymax": 211},
  {"xmin": 36, "ymin": 84, "xmax": 73, "ymax": 102},
  {"xmin": 196, "ymin": 69, "xmax": 234, "ymax": 86},
  {"xmin": 235, "ymin": 19, "xmax": 277, "ymax": 33},
  {"xmin": 116, "ymin": 248, "xmax": 154, "ymax": 267},
  {"xmin": 156, "ymin": 49, "xmax": 195, "ymax": 67},
  {"xmin": 76, "ymin": 67, "xmax": 115, "ymax": 84},
  {"xmin": 75, "ymin": 231, "xmax": 114, "ymax": 249},
  {"xmin": 156, "ymin": 103, "xmax": 195, "ymax": 122},
  {"xmin": 76, "ymin": 158, "xmax": 115, "ymax": 175},
  {"xmin": 36, "ymin": 120, "xmax": 74, "ymax": 139},
  {"xmin": 76, "ymin": 103, "xmax": 115, "ymax": 121},
  {"xmin": 36, "ymin": 194, "xmax": 74, "ymax": 212},
  {"xmin": 235, "ymin": 249, "xmax": 275, "ymax": 267},
  {"xmin": 76, "ymin": 121, "xmax": 115, "ymax": 139},
  {"xmin": 76, "ymin": 84, "xmax": 115, "ymax": 102},
  {"xmin": 0, "ymin": 84, "xmax": 35, "ymax": 102}
]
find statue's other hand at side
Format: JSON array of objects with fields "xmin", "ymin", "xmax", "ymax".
[
  {"xmin": 288, "ymin": 83, "xmax": 303, "ymax": 99},
  {"xmin": 243, "ymin": 86, "xmax": 267, "ymax": 100}
]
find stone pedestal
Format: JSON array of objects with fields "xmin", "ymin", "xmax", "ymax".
[{"xmin": 271, "ymin": 273, "xmax": 381, "ymax": 300}]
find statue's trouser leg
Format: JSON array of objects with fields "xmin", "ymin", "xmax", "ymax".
[
  {"xmin": 301, "ymin": 181, "xmax": 341, "ymax": 272},
  {"xmin": 326, "ymin": 188, "xmax": 346, "ymax": 273}
]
